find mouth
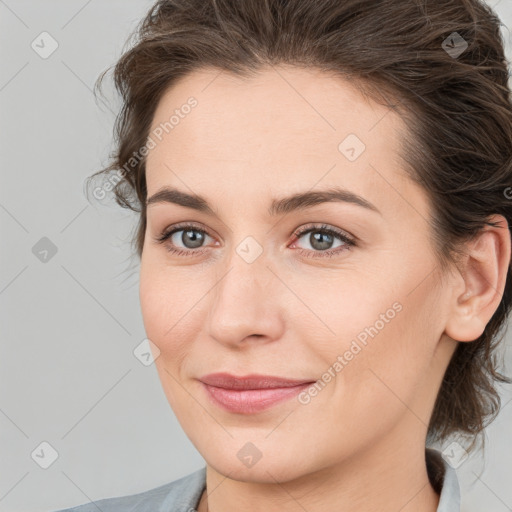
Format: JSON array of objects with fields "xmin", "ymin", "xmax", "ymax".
[{"xmin": 199, "ymin": 373, "xmax": 317, "ymax": 414}]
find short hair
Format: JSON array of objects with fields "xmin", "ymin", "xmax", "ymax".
[{"xmin": 88, "ymin": 0, "xmax": 512, "ymax": 453}]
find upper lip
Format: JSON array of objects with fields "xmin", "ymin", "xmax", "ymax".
[{"xmin": 200, "ymin": 373, "xmax": 316, "ymax": 390}]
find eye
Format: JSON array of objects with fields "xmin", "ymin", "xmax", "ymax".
[
  {"xmin": 154, "ymin": 222, "xmax": 215, "ymax": 257},
  {"xmin": 154, "ymin": 222, "xmax": 356, "ymax": 259},
  {"xmin": 289, "ymin": 223, "xmax": 356, "ymax": 258}
]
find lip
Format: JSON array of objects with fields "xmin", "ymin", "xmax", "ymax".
[{"xmin": 199, "ymin": 373, "xmax": 316, "ymax": 414}]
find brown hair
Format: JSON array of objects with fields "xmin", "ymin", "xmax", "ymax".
[{"xmin": 88, "ymin": 0, "xmax": 512, "ymax": 453}]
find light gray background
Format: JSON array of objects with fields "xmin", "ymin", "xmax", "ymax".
[{"xmin": 1, "ymin": 1, "xmax": 511, "ymax": 511}]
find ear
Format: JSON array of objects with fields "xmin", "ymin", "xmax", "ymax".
[{"xmin": 444, "ymin": 214, "xmax": 511, "ymax": 343}]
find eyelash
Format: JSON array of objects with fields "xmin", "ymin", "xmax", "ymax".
[{"xmin": 154, "ymin": 222, "xmax": 356, "ymax": 259}]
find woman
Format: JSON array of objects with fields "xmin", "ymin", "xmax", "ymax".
[{"xmin": 57, "ymin": 0, "xmax": 512, "ymax": 510}]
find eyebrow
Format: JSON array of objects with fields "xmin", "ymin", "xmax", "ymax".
[{"xmin": 146, "ymin": 186, "xmax": 381, "ymax": 217}]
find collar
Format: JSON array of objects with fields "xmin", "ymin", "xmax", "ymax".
[{"xmin": 426, "ymin": 447, "xmax": 461, "ymax": 511}]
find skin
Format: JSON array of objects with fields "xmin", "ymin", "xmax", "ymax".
[{"xmin": 139, "ymin": 65, "xmax": 510, "ymax": 512}]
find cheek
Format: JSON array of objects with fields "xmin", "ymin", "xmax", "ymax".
[
  {"xmin": 139, "ymin": 275, "xmax": 192, "ymax": 410},
  {"xmin": 140, "ymin": 256, "xmax": 186, "ymax": 333},
  {"xmin": 308, "ymin": 276, "xmax": 404, "ymax": 363},
  {"xmin": 139, "ymin": 264, "xmax": 206, "ymax": 375},
  {"xmin": 316, "ymin": 278, "xmax": 437, "ymax": 417},
  {"xmin": 345, "ymin": 296, "xmax": 437, "ymax": 418},
  {"xmin": 140, "ymin": 268, "xmax": 178, "ymax": 357}
]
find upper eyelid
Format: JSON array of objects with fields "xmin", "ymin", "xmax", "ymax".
[
  {"xmin": 294, "ymin": 223, "xmax": 353, "ymax": 239},
  {"xmin": 161, "ymin": 221, "xmax": 210, "ymax": 235}
]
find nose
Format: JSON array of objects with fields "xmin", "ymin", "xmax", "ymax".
[{"xmin": 206, "ymin": 251, "xmax": 285, "ymax": 348}]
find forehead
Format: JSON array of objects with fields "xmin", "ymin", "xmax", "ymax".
[
  {"xmin": 148, "ymin": 65, "xmax": 399, "ymax": 157},
  {"xmin": 145, "ymin": 65, "xmax": 425, "ymax": 223}
]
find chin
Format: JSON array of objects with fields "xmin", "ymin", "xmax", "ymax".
[{"xmin": 199, "ymin": 439, "xmax": 315, "ymax": 483}]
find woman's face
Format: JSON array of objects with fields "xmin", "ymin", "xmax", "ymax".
[{"xmin": 139, "ymin": 66, "xmax": 458, "ymax": 481}]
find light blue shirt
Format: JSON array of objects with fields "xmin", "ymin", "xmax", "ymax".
[{"xmin": 53, "ymin": 448, "xmax": 460, "ymax": 511}]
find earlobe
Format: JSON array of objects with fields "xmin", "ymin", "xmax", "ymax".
[
  {"xmin": 445, "ymin": 300, "xmax": 487, "ymax": 342},
  {"xmin": 444, "ymin": 214, "xmax": 511, "ymax": 343}
]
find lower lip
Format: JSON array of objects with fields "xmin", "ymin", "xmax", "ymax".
[{"xmin": 201, "ymin": 382, "xmax": 314, "ymax": 414}]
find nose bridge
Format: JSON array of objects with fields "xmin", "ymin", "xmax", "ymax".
[
  {"xmin": 215, "ymin": 221, "xmax": 273, "ymax": 293},
  {"xmin": 212, "ymin": 240, "xmax": 271, "ymax": 312},
  {"xmin": 206, "ymin": 237, "xmax": 283, "ymax": 344}
]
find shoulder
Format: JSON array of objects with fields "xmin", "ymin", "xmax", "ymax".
[{"xmin": 52, "ymin": 466, "xmax": 206, "ymax": 512}]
